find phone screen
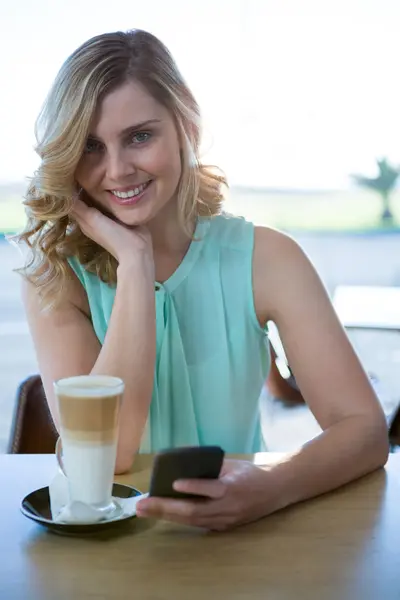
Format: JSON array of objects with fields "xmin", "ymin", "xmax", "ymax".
[{"xmin": 148, "ymin": 446, "xmax": 225, "ymax": 499}]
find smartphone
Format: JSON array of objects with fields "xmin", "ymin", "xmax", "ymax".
[{"xmin": 148, "ymin": 446, "xmax": 225, "ymax": 499}]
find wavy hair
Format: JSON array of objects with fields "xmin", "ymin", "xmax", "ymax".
[{"xmin": 16, "ymin": 29, "xmax": 227, "ymax": 307}]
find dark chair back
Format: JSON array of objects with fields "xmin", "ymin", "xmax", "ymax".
[
  {"xmin": 7, "ymin": 375, "xmax": 58, "ymax": 454},
  {"xmin": 389, "ymin": 404, "xmax": 400, "ymax": 448},
  {"xmin": 266, "ymin": 342, "xmax": 304, "ymax": 404}
]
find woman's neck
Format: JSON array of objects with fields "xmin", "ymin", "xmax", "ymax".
[{"xmin": 148, "ymin": 199, "xmax": 196, "ymax": 255}]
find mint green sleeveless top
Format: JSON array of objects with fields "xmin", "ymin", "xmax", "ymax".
[{"xmin": 68, "ymin": 214, "xmax": 270, "ymax": 453}]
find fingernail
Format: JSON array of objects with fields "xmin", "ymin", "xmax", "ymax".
[{"xmin": 173, "ymin": 480, "xmax": 186, "ymax": 491}]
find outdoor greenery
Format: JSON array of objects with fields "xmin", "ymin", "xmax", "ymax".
[
  {"xmin": 351, "ymin": 158, "xmax": 400, "ymax": 225},
  {"xmin": 229, "ymin": 188, "xmax": 400, "ymax": 232},
  {"xmin": 0, "ymin": 186, "xmax": 400, "ymax": 235}
]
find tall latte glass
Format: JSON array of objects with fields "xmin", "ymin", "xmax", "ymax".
[{"xmin": 54, "ymin": 375, "xmax": 124, "ymax": 514}]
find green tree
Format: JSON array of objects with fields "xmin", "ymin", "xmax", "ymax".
[{"xmin": 351, "ymin": 157, "xmax": 400, "ymax": 224}]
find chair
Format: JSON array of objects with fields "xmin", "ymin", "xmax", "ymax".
[
  {"xmin": 7, "ymin": 374, "xmax": 58, "ymax": 454},
  {"xmin": 389, "ymin": 404, "xmax": 400, "ymax": 449}
]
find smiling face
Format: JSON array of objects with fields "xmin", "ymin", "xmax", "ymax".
[{"xmin": 75, "ymin": 79, "xmax": 182, "ymax": 227}]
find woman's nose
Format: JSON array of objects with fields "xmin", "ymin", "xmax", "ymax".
[{"xmin": 106, "ymin": 149, "xmax": 136, "ymax": 182}]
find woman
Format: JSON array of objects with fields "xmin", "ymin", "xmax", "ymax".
[{"xmin": 18, "ymin": 29, "xmax": 388, "ymax": 530}]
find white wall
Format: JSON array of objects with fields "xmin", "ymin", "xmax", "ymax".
[{"xmin": 1, "ymin": 0, "xmax": 399, "ymax": 188}]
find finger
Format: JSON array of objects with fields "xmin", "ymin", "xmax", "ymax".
[
  {"xmin": 70, "ymin": 197, "xmax": 89, "ymax": 218},
  {"xmin": 145, "ymin": 512, "xmax": 232, "ymax": 531},
  {"xmin": 136, "ymin": 496, "xmax": 219, "ymax": 522},
  {"xmin": 153, "ymin": 513, "xmax": 234, "ymax": 531},
  {"xmin": 71, "ymin": 200, "xmax": 106, "ymax": 232},
  {"xmin": 136, "ymin": 497, "xmax": 234, "ymax": 530},
  {"xmin": 139, "ymin": 509, "xmax": 204, "ymax": 528},
  {"xmin": 173, "ymin": 478, "xmax": 227, "ymax": 500}
]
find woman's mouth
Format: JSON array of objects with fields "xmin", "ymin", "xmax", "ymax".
[{"xmin": 107, "ymin": 180, "xmax": 153, "ymax": 206}]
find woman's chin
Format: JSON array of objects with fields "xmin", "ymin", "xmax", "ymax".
[
  {"xmin": 116, "ymin": 217, "xmax": 141, "ymax": 228},
  {"xmin": 112, "ymin": 211, "xmax": 148, "ymax": 228}
]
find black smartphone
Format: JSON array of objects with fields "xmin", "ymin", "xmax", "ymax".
[{"xmin": 148, "ymin": 446, "xmax": 225, "ymax": 499}]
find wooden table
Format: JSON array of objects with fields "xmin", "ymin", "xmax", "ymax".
[{"xmin": 1, "ymin": 453, "xmax": 400, "ymax": 600}]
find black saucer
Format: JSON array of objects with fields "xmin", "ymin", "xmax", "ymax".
[{"xmin": 21, "ymin": 483, "xmax": 142, "ymax": 536}]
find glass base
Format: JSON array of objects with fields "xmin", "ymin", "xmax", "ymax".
[{"xmin": 58, "ymin": 498, "xmax": 123, "ymax": 524}]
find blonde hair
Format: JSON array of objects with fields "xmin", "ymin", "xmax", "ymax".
[{"xmin": 16, "ymin": 29, "xmax": 227, "ymax": 307}]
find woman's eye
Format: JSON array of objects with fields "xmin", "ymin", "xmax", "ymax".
[
  {"xmin": 131, "ymin": 131, "xmax": 151, "ymax": 144},
  {"xmin": 84, "ymin": 139, "xmax": 103, "ymax": 154}
]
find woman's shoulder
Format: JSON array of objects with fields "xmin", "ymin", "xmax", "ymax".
[
  {"xmin": 254, "ymin": 223, "xmax": 298, "ymax": 249},
  {"xmin": 207, "ymin": 212, "xmax": 254, "ymax": 249},
  {"xmin": 20, "ymin": 259, "xmax": 90, "ymax": 318},
  {"xmin": 253, "ymin": 224, "xmax": 321, "ymax": 322},
  {"xmin": 210, "ymin": 214, "xmax": 301, "ymax": 258},
  {"xmin": 253, "ymin": 225, "xmax": 307, "ymax": 270}
]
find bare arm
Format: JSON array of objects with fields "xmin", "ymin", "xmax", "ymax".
[
  {"xmin": 253, "ymin": 227, "xmax": 389, "ymax": 508},
  {"xmin": 22, "ymin": 258, "xmax": 155, "ymax": 473},
  {"xmin": 92, "ymin": 260, "xmax": 156, "ymax": 470},
  {"xmin": 22, "ymin": 201, "xmax": 156, "ymax": 474},
  {"xmin": 133, "ymin": 226, "xmax": 390, "ymax": 530}
]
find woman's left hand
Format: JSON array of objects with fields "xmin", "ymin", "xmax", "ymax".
[{"xmin": 136, "ymin": 459, "xmax": 282, "ymax": 531}]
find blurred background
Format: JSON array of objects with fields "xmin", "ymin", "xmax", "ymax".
[{"xmin": 1, "ymin": 0, "xmax": 399, "ymax": 452}]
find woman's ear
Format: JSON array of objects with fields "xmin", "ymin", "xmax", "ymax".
[{"xmin": 73, "ymin": 182, "xmax": 83, "ymax": 196}]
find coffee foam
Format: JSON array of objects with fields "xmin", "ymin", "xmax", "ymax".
[{"xmin": 55, "ymin": 375, "xmax": 124, "ymax": 398}]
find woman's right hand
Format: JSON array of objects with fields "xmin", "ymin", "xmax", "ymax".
[{"xmin": 71, "ymin": 197, "xmax": 154, "ymax": 268}]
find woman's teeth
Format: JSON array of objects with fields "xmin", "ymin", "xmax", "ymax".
[{"xmin": 111, "ymin": 181, "xmax": 150, "ymax": 199}]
